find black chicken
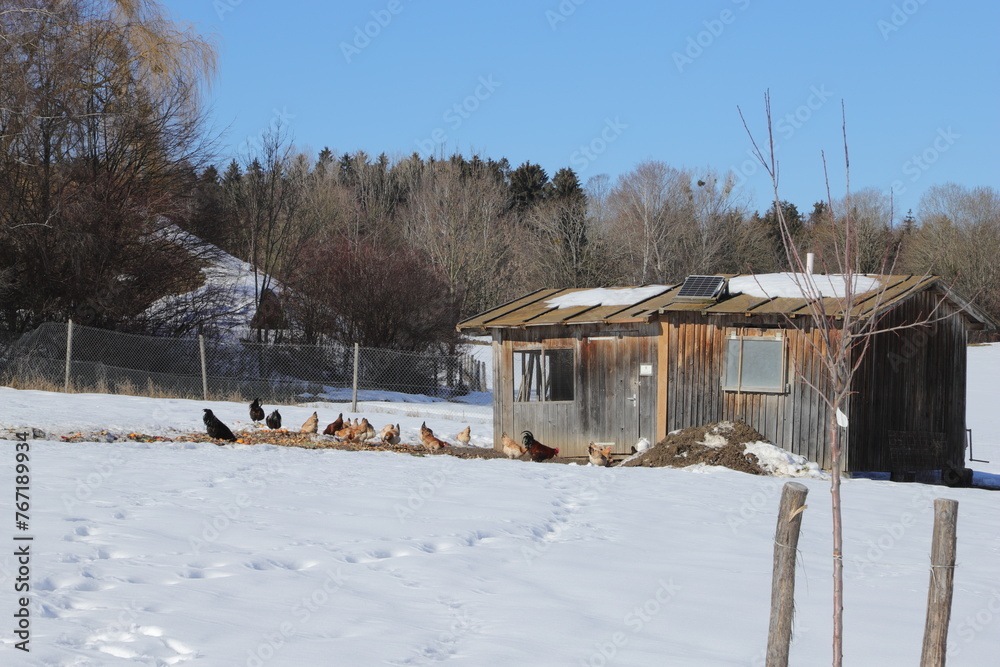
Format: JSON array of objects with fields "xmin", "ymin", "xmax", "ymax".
[
  {"xmin": 203, "ymin": 409, "xmax": 237, "ymax": 442},
  {"xmin": 249, "ymin": 398, "xmax": 264, "ymax": 424},
  {"xmin": 266, "ymin": 409, "xmax": 282, "ymax": 430}
]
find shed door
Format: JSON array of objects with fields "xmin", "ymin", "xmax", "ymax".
[
  {"xmin": 584, "ymin": 335, "xmax": 641, "ymax": 452},
  {"xmin": 619, "ymin": 337, "xmax": 642, "ymax": 449}
]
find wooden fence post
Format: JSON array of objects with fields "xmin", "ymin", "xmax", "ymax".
[
  {"xmin": 767, "ymin": 481, "xmax": 809, "ymax": 667},
  {"xmin": 64, "ymin": 319, "xmax": 74, "ymax": 392},
  {"xmin": 351, "ymin": 342, "xmax": 360, "ymax": 413},
  {"xmin": 921, "ymin": 498, "xmax": 959, "ymax": 667}
]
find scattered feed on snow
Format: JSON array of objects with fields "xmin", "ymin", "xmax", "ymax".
[{"xmin": 6, "ymin": 427, "xmax": 515, "ymax": 460}]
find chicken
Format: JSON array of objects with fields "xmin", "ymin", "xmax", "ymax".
[
  {"xmin": 335, "ymin": 417, "xmax": 374, "ymax": 443},
  {"xmin": 631, "ymin": 437, "xmax": 652, "ymax": 455},
  {"xmin": 266, "ymin": 409, "xmax": 282, "ymax": 430},
  {"xmin": 501, "ymin": 432, "xmax": 527, "ymax": 459},
  {"xmin": 456, "ymin": 425, "xmax": 471, "ymax": 447},
  {"xmin": 203, "ymin": 409, "xmax": 236, "ymax": 443},
  {"xmin": 522, "ymin": 430, "xmax": 559, "ymax": 462},
  {"xmin": 323, "ymin": 413, "xmax": 344, "ymax": 436},
  {"xmin": 379, "ymin": 423, "xmax": 401, "ymax": 446},
  {"xmin": 420, "ymin": 421, "xmax": 448, "ymax": 451},
  {"xmin": 249, "ymin": 398, "xmax": 264, "ymax": 424},
  {"xmin": 300, "ymin": 411, "xmax": 318, "ymax": 434},
  {"xmin": 356, "ymin": 418, "xmax": 376, "ymax": 444},
  {"xmin": 588, "ymin": 442, "xmax": 613, "ymax": 467}
]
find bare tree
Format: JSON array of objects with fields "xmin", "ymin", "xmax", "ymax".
[
  {"xmin": 902, "ymin": 184, "xmax": 1000, "ymax": 328},
  {"xmin": 285, "ymin": 239, "xmax": 459, "ymax": 351},
  {"xmin": 740, "ymin": 94, "xmax": 959, "ymax": 667},
  {"xmin": 222, "ymin": 128, "xmax": 314, "ymax": 342},
  {"xmin": 685, "ymin": 170, "xmax": 758, "ymax": 275},
  {"xmin": 403, "ymin": 160, "xmax": 517, "ymax": 317},
  {"xmin": 605, "ymin": 161, "xmax": 686, "ymax": 283},
  {"xmin": 605, "ymin": 163, "xmax": 755, "ymax": 283},
  {"xmin": 809, "ymin": 187, "xmax": 895, "ymax": 274}
]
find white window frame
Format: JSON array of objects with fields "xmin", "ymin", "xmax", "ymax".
[{"xmin": 723, "ymin": 332, "xmax": 788, "ymax": 394}]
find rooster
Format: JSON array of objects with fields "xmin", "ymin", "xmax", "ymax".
[
  {"xmin": 203, "ymin": 409, "xmax": 237, "ymax": 443},
  {"xmin": 300, "ymin": 411, "xmax": 318, "ymax": 434},
  {"xmin": 379, "ymin": 423, "xmax": 401, "ymax": 446},
  {"xmin": 323, "ymin": 413, "xmax": 344, "ymax": 436},
  {"xmin": 456, "ymin": 425, "xmax": 471, "ymax": 447},
  {"xmin": 266, "ymin": 409, "xmax": 282, "ymax": 430},
  {"xmin": 501, "ymin": 432, "xmax": 527, "ymax": 459},
  {"xmin": 522, "ymin": 430, "xmax": 559, "ymax": 462},
  {"xmin": 420, "ymin": 421, "xmax": 448, "ymax": 451},
  {"xmin": 588, "ymin": 442, "xmax": 613, "ymax": 467},
  {"xmin": 249, "ymin": 398, "xmax": 264, "ymax": 425}
]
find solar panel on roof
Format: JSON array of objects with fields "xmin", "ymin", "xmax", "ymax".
[{"xmin": 676, "ymin": 275, "xmax": 727, "ymax": 300}]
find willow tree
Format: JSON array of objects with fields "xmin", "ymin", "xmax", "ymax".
[{"xmin": 0, "ymin": 0, "xmax": 217, "ymax": 331}]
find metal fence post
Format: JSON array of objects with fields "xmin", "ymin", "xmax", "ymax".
[
  {"xmin": 199, "ymin": 334, "xmax": 208, "ymax": 401},
  {"xmin": 64, "ymin": 319, "xmax": 74, "ymax": 392},
  {"xmin": 351, "ymin": 342, "xmax": 360, "ymax": 412}
]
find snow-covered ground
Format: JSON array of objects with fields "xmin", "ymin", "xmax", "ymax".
[
  {"xmin": 1, "ymin": 348, "xmax": 999, "ymax": 665},
  {"xmin": 144, "ymin": 227, "xmax": 278, "ymax": 338}
]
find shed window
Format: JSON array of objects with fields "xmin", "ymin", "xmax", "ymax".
[
  {"xmin": 514, "ymin": 348, "xmax": 574, "ymax": 402},
  {"xmin": 724, "ymin": 335, "xmax": 786, "ymax": 393}
]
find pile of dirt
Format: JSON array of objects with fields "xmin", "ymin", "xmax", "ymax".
[{"xmin": 620, "ymin": 421, "xmax": 769, "ymax": 475}]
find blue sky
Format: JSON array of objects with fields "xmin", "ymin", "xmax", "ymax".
[{"xmin": 164, "ymin": 0, "xmax": 999, "ymax": 217}]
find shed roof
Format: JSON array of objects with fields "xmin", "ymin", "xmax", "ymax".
[{"xmin": 457, "ymin": 274, "xmax": 996, "ymax": 331}]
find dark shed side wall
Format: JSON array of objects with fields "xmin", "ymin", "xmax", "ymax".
[
  {"xmin": 663, "ymin": 313, "xmax": 836, "ymax": 469},
  {"xmin": 848, "ymin": 292, "xmax": 968, "ymax": 472}
]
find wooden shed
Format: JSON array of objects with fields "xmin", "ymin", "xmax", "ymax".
[{"xmin": 457, "ymin": 274, "xmax": 994, "ymax": 475}]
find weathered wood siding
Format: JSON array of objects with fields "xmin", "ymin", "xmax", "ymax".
[
  {"xmin": 663, "ymin": 313, "xmax": 837, "ymax": 469},
  {"xmin": 494, "ymin": 323, "xmax": 658, "ymax": 458},
  {"xmin": 848, "ymin": 291, "xmax": 968, "ymax": 472},
  {"xmin": 491, "ymin": 290, "xmax": 973, "ymax": 472}
]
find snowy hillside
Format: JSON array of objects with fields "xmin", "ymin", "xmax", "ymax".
[
  {"xmin": 0, "ymin": 347, "xmax": 998, "ymax": 665},
  {"xmin": 143, "ymin": 227, "xmax": 278, "ymax": 338}
]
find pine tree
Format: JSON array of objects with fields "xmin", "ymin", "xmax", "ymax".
[
  {"xmin": 509, "ymin": 162, "xmax": 549, "ymax": 212},
  {"xmin": 901, "ymin": 208, "xmax": 916, "ymax": 235},
  {"xmin": 222, "ymin": 159, "xmax": 242, "ymax": 185},
  {"xmin": 315, "ymin": 147, "xmax": 334, "ymax": 174},
  {"xmin": 548, "ymin": 167, "xmax": 591, "ymax": 286},
  {"xmin": 762, "ymin": 200, "xmax": 803, "ymax": 269}
]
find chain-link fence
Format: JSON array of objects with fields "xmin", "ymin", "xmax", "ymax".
[{"xmin": 0, "ymin": 322, "xmax": 493, "ymax": 423}]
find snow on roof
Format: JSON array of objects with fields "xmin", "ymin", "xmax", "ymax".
[
  {"xmin": 728, "ymin": 273, "xmax": 881, "ymax": 299},
  {"xmin": 545, "ymin": 285, "xmax": 670, "ymax": 309}
]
